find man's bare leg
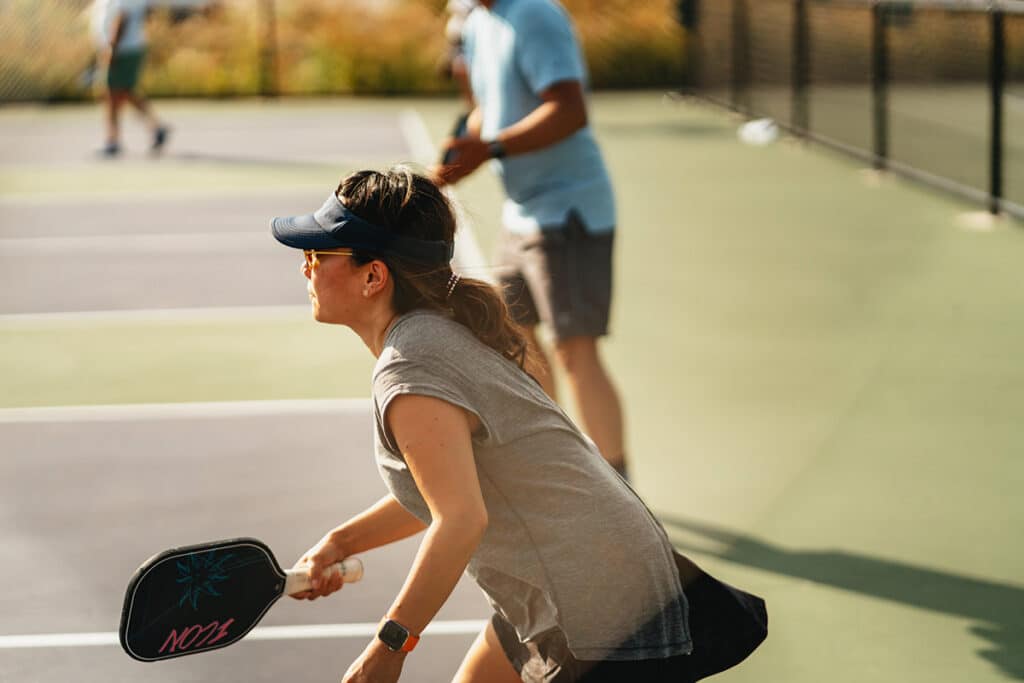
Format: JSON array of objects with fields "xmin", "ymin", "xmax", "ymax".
[
  {"xmin": 126, "ymin": 93, "xmax": 169, "ymax": 151},
  {"xmin": 126, "ymin": 92, "xmax": 159, "ymax": 129},
  {"xmin": 104, "ymin": 89, "xmax": 126, "ymax": 152},
  {"xmin": 555, "ymin": 335, "xmax": 626, "ymax": 471}
]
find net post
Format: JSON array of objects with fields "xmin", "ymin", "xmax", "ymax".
[
  {"xmin": 871, "ymin": 1, "xmax": 890, "ymax": 171},
  {"xmin": 259, "ymin": 0, "xmax": 280, "ymax": 97},
  {"xmin": 990, "ymin": 5, "xmax": 1005, "ymax": 215},
  {"xmin": 792, "ymin": 0, "xmax": 810, "ymax": 136},
  {"xmin": 680, "ymin": 0, "xmax": 701, "ymax": 92}
]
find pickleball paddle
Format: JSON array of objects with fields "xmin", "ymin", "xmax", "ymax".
[{"xmin": 119, "ymin": 537, "xmax": 363, "ymax": 662}]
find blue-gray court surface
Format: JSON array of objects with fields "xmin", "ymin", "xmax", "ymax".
[{"xmin": 1, "ymin": 93, "xmax": 1022, "ymax": 682}]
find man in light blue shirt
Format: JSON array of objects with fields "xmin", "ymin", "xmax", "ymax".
[
  {"xmin": 91, "ymin": 0, "xmax": 170, "ymax": 157},
  {"xmin": 435, "ymin": 0, "xmax": 626, "ymax": 480}
]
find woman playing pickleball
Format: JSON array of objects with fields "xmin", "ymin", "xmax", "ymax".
[{"xmin": 274, "ymin": 167, "xmax": 694, "ymax": 683}]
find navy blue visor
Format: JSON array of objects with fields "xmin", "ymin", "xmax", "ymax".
[{"xmin": 271, "ymin": 193, "xmax": 454, "ymax": 266}]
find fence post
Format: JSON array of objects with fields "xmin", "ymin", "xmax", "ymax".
[
  {"xmin": 731, "ymin": 0, "xmax": 752, "ymax": 114},
  {"xmin": 871, "ymin": 1, "xmax": 890, "ymax": 170},
  {"xmin": 990, "ymin": 6, "xmax": 1005, "ymax": 214},
  {"xmin": 259, "ymin": 0, "xmax": 279, "ymax": 97},
  {"xmin": 792, "ymin": 0, "xmax": 810, "ymax": 135},
  {"xmin": 680, "ymin": 0, "xmax": 700, "ymax": 91}
]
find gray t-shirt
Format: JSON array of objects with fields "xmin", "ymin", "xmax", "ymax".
[{"xmin": 372, "ymin": 310, "xmax": 691, "ymax": 661}]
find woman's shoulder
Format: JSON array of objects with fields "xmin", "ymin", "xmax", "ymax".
[
  {"xmin": 391, "ymin": 309, "xmax": 469, "ymax": 344},
  {"xmin": 377, "ymin": 310, "xmax": 475, "ymax": 368}
]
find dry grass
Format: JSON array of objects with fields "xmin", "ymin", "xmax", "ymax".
[
  {"xmin": 1, "ymin": 0, "xmax": 685, "ymax": 101},
  {"xmin": 566, "ymin": 0, "xmax": 686, "ymax": 89}
]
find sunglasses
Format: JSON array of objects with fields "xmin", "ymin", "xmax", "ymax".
[{"xmin": 303, "ymin": 249, "xmax": 354, "ymax": 269}]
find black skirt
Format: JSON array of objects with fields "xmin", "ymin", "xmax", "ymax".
[{"xmin": 492, "ymin": 551, "xmax": 768, "ymax": 683}]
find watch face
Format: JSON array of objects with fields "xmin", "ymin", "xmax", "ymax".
[{"xmin": 378, "ymin": 620, "xmax": 408, "ymax": 650}]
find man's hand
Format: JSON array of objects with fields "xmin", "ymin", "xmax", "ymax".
[
  {"xmin": 432, "ymin": 136, "xmax": 492, "ymax": 186},
  {"xmin": 98, "ymin": 45, "xmax": 114, "ymax": 69},
  {"xmin": 342, "ymin": 638, "xmax": 407, "ymax": 683}
]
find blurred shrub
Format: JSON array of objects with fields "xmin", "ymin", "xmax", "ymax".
[
  {"xmin": 145, "ymin": 3, "xmax": 262, "ymax": 96},
  {"xmin": 564, "ymin": 0, "xmax": 686, "ymax": 89}
]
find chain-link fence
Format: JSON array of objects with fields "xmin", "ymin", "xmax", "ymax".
[
  {"xmin": 684, "ymin": 0, "xmax": 1024, "ymax": 217},
  {"xmin": 0, "ymin": 0, "xmax": 455, "ymax": 102},
  {"xmin": 0, "ymin": 0, "xmax": 96, "ymax": 102}
]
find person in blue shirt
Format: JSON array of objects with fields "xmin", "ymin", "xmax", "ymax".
[{"xmin": 434, "ymin": 0, "xmax": 627, "ymax": 479}]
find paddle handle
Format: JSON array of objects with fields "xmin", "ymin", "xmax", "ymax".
[{"xmin": 284, "ymin": 558, "xmax": 364, "ymax": 595}]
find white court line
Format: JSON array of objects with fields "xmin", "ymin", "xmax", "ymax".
[
  {"xmin": 0, "ymin": 231, "xmax": 274, "ymax": 251},
  {"xmin": 0, "ymin": 619, "xmax": 488, "ymax": 650},
  {"xmin": 0, "ymin": 398, "xmax": 369, "ymax": 424},
  {"xmin": 0, "ymin": 179, "xmax": 330, "ymax": 207},
  {"xmin": 1, "ymin": 108, "xmax": 487, "ymax": 326},
  {"xmin": 397, "ymin": 109, "xmax": 490, "ymax": 278},
  {"xmin": 0, "ymin": 304, "xmax": 311, "ymax": 326}
]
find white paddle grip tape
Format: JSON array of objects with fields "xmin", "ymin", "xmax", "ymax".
[{"xmin": 284, "ymin": 558, "xmax": 364, "ymax": 595}]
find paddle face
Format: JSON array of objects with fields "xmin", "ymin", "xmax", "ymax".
[
  {"xmin": 440, "ymin": 111, "xmax": 471, "ymax": 165},
  {"xmin": 120, "ymin": 538, "xmax": 287, "ymax": 662}
]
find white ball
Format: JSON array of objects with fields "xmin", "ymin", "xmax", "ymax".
[{"xmin": 738, "ymin": 118, "xmax": 779, "ymax": 146}]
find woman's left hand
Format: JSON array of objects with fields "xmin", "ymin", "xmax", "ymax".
[{"xmin": 342, "ymin": 639, "xmax": 406, "ymax": 683}]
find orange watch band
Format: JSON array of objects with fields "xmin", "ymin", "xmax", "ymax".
[{"xmin": 400, "ymin": 633, "xmax": 420, "ymax": 652}]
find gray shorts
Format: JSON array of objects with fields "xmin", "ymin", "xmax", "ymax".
[{"xmin": 496, "ymin": 211, "xmax": 614, "ymax": 340}]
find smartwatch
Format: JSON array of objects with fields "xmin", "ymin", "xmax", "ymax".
[
  {"xmin": 486, "ymin": 139, "xmax": 508, "ymax": 159},
  {"xmin": 378, "ymin": 618, "xmax": 420, "ymax": 653}
]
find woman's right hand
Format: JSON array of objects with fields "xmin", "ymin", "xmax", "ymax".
[{"xmin": 289, "ymin": 532, "xmax": 350, "ymax": 601}]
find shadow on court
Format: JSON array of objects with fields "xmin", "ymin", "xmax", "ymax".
[
  {"xmin": 659, "ymin": 514, "xmax": 1024, "ymax": 681},
  {"xmin": 599, "ymin": 120, "xmax": 730, "ymax": 139},
  {"xmin": 168, "ymin": 151, "xmax": 344, "ymax": 170}
]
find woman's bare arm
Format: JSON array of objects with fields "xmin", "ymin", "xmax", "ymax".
[
  {"xmin": 291, "ymin": 494, "xmax": 428, "ymax": 597},
  {"xmin": 381, "ymin": 393, "xmax": 488, "ymax": 637}
]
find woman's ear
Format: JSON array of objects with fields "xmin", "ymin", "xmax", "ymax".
[{"xmin": 363, "ymin": 260, "xmax": 391, "ymax": 297}]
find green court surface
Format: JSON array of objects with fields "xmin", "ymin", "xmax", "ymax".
[{"xmin": 2, "ymin": 94, "xmax": 1023, "ymax": 682}]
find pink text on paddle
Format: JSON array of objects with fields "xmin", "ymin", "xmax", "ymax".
[{"xmin": 159, "ymin": 618, "xmax": 236, "ymax": 654}]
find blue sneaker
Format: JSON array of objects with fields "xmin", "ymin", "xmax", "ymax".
[
  {"xmin": 99, "ymin": 142, "xmax": 120, "ymax": 158},
  {"xmin": 151, "ymin": 126, "xmax": 170, "ymax": 153}
]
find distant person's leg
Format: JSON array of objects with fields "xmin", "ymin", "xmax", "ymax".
[
  {"xmin": 528, "ymin": 215, "xmax": 627, "ymax": 474},
  {"xmin": 122, "ymin": 50, "xmax": 169, "ymax": 152},
  {"xmin": 104, "ymin": 50, "xmax": 168, "ymax": 154},
  {"xmin": 555, "ymin": 335, "xmax": 626, "ymax": 473},
  {"xmin": 102, "ymin": 88, "xmax": 126, "ymax": 156},
  {"xmin": 102, "ymin": 51, "xmax": 140, "ymax": 156},
  {"xmin": 497, "ymin": 230, "xmax": 556, "ymax": 396},
  {"xmin": 125, "ymin": 91, "xmax": 169, "ymax": 151}
]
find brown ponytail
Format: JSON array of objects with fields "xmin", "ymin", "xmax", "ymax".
[{"xmin": 337, "ymin": 167, "xmax": 531, "ymax": 370}]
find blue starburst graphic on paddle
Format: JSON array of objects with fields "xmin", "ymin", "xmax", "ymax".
[{"xmin": 176, "ymin": 551, "xmax": 234, "ymax": 610}]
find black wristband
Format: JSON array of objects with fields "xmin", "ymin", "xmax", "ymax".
[{"xmin": 487, "ymin": 139, "xmax": 507, "ymax": 159}]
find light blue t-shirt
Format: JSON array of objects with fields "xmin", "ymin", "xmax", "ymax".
[
  {"xmin": 91, "ymin": 0, "xmax": 148, "ymax": 52},
  {"xmin": 462, "ymin": 0, "xmax": 616, "ymax": 235}
]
